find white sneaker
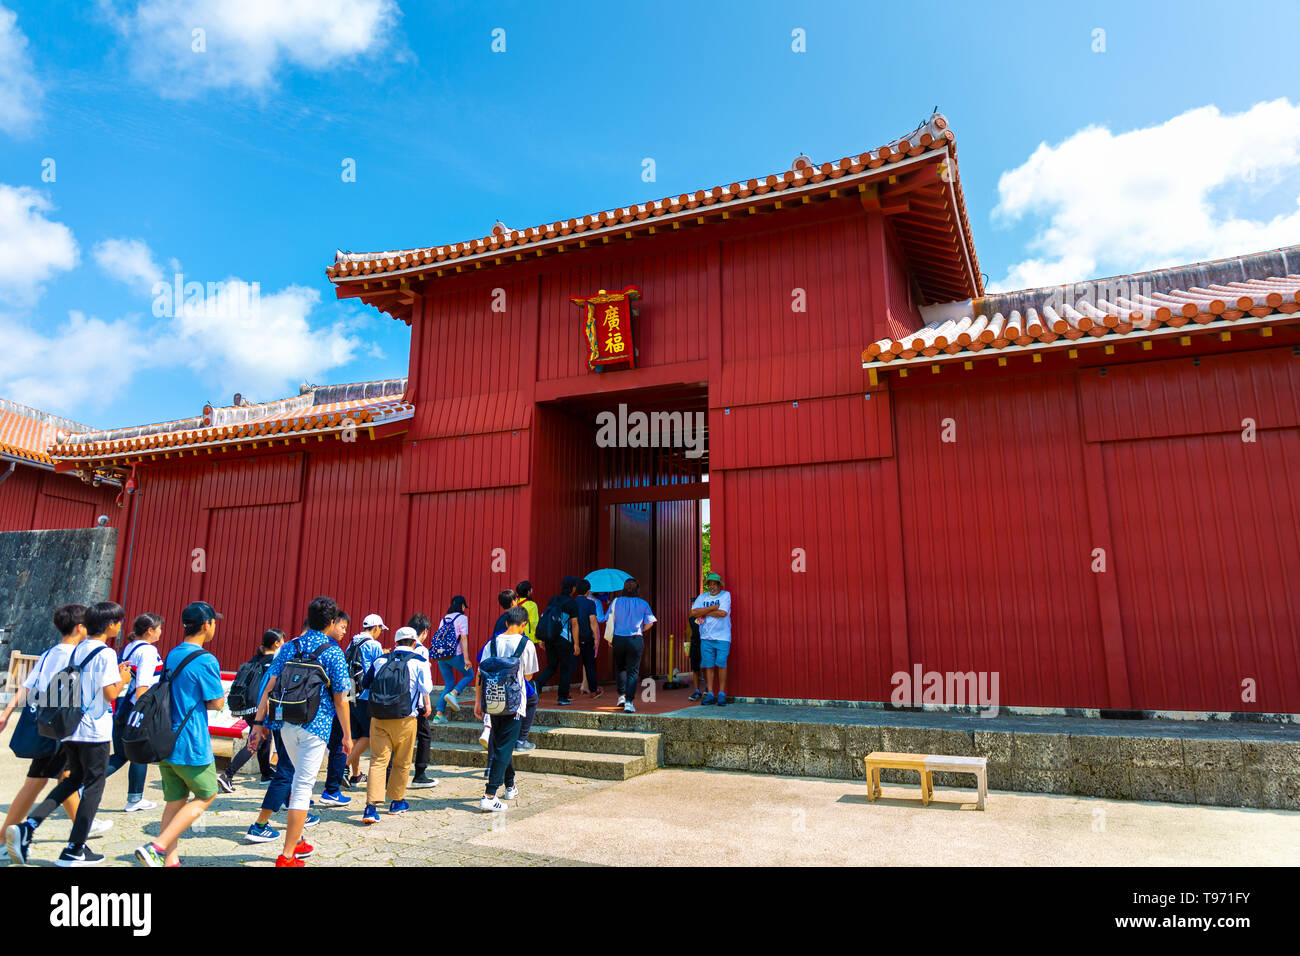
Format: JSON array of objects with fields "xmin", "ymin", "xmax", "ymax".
[
  {"xmin": 479, "ymin": 795, "xmax": 507, "ymax": 813},
  {"xmin": 444, "ymin": 694, "xmax": 461, "ymax": 712},
  {"xmin": 88, "ymin": 818, "xmax": 113, "ymax": 836},
  {"xmin": 123, "ymin": 798, "xmax": 156, "ymax": 813},
  {"xmin": 617, "ymin": 695, "xmax": 626, "ymax": 706},
  {"xmin": 623, "ymin": 702, "xmax": 636, "ymax": 714},
  {"xmin": 502, "ymin": 786, "xmax": 519, "ymax": 800},
  {"xmin": 478, "ymin": 727, "xmax": 490, "ymax": 749}
]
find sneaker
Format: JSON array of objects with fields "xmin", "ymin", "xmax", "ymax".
[
  {"xmin": 216, "ymin": 771, "xmax": 235, "ymax": 794},
  {"xmin": 589, "ymin": 688, "xmax": 605, "ymax": 699},
  {"xmin": 304, "ymin": 812, "xmax": 322, "ymax": 828},
  {"xmin": 717, "ymin": 692, "xmax": 727, "ymax": 707},
  {"xmin": 318, "ymin": 790, "xmax": 351, "ymax": 807},
  {"xmin": 362, "ymin": 804, "xmax": 380, "ymax": 825},
  {"xmin": 88, "ymin": 817, "xmax": 113, "ymax": 837},
  {"xmin": 431, "ymin": 713, "xmax": 447, "ymax": 724},
  {"xmin": 701, "ymin": 693, "xmax": 716, "ymax": 706},
  {"xmin": 478, "ymin": 727, "xmax": 491, "ymax": 749},
  {"xmin": 166, "ymin": 859, "xmax": 183, "ymax": 867},
  {"xmin": 134, "ymin": 842, "xmax": 165, "ymax": 868},
  {"xmin": 479, "ymin": 795, "xmax": 507, "ymax": 813},
  {"xmin": 444, "ymin": 694, "xmax": 461, "ymax": 712},
  {"xmin": 346, "ymin": 772, "xmax": 366, "ymax": 789},
  {"xmin": 514, "ymin": 740, "xmax": 536, "ymax": 752},
  {"xmin": 617, "ymin": 695, "xmax": 626, "ymax": 707},
  {"xmin": 55, "ymin": 844, "xmax": 104, "ymax": 867},
  {"xmin": 409, "ymin": 773, "xmax": 437, "ymax": 789},
  {"xmin": 688, "ymin": 690, "xmax": 703, "ymax": 702},
  {"xmin": 557, "ymin": 698, "xmax": 573, "ymax": 706},
  {"xmin": 275, "ymin": 854, "xmax": 305, "ymax": 867},
  {"xmin": 124, "ymin": 797, "xmax": 157, "ymax": 813},
  {"xmin": 293, "ymin": 839, "xmax": 313, "ymax": 859},
  {"xmin": 388, "ymin": 799, "xmax": 409, "ymax": 815},
  {"xmin": 502, "ymin": 786, "xmax": 519, "ymax": 800},
  {"xmin": 623, "ymin": 701, "xmax": 636, "ymax": 714},
  {"xmin": 5, "ymin": 821, "xmax": 34, "ymax": 865},
  {"xmin": 245, "ymin": 822, "xmax": 279, "ymax": 843}
]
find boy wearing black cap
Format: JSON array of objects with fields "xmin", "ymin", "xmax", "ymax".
[{"xmin": 135, "ymin": 601, "xmax": 225, "ymax": 866}]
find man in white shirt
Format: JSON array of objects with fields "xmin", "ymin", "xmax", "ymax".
[
  {"xmin": 690, "ymin": 573, "xmax": 733, "ymax": 707},
  {"xmin": 9, "ymin": 601, "xmax": 127, "ymax": 866},
  {"xmin": 473, "ymin": 607, "xmax": 538, "ymax": 812}
]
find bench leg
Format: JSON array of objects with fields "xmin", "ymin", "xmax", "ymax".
[
  {"xmin": 872, "ymin": 767, "xmax": 881, "ymax": 800},
  {"xmin": 865, "ymin": 766, "xmax": 878, "ymax": 801},
  {"xmin": 920, "ymin": 770, "xmax": 931, "ymax": 806},
  {"xmin": 976, "ymin": 772, "xmax": 987, "ymax": 811}
]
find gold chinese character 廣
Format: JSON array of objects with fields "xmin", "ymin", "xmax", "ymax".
[{"xmin": 602, "ymin": 304, "xmax": 621, "ymax": 331}]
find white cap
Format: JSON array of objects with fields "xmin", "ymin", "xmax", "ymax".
[
  {"xmin": 362, "ymin": 613, "xmax": 387, "ymax": 630},
  {"xmin": 393, "ymin": 626, "xmax": 418, "ymax": 644}
]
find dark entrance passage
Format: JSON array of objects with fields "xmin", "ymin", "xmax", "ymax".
[{"xmin": 530, "ymin": 384, "xmax": 708, "ymax": 696}]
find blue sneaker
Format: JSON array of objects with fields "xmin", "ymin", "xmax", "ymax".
[
  {"xmin": 701, "ymin": 693, "xmax": 716, "ymax": 705},
  {"xmin": 362, "ymin": 804, "xmax": 380, "ymax": 825},
  {"xmin": 319, "ymin": 790, "xmax": 351, "ymax": 807},
  {"xmin": 304, "ymin": 812, "xmax": 321, "ymax": 828},
  {"xmin": 388, "ymin": 799, "xmax": 409, "ymax": 815},
  {"xmin": 245, "ymin": 822, "xmax": 279, "ymax": 844},
  {"xmin": 717, "ymin": 692, "xmax": 727, "ymax": 707}
]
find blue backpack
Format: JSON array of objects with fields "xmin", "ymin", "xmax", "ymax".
[
  {"xmin": 430, "ymin": 614, "xmax": 464, "ymax": 660},
  {"xmin": 479, "ymin": 636, "xmax": 529, "ymax": 716}
]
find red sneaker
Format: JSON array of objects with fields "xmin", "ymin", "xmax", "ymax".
[
  {"xmin": 274, "ymin": 854, "xmax": 304, "ymax": 867},
  {"xmin": 293, "ymin": 839, "xmax": 314, "ymax": 859}
]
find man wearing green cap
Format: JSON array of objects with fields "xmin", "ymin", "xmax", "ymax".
[{"xmin": 690, "ymin": 573, "xmax": 732, "ymax": 706}]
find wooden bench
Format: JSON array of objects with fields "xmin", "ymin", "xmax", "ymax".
[
  {"xmin": 863, "ymin": 751, "xmax": 987, "ymax": 810},
  {"xmin": 5, "ymin": 652, "xmax": 38, "ymax": 695}
]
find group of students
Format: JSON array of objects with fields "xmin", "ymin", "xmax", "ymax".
[{"xmin": 1, "ymin": 599, "xmax": 225, "ymax": 867}]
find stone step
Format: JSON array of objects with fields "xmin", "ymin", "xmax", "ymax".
[
  {"xmin": 426, "ymin": 740, "xmax": 652, "ymax": 781},
  {"xmin": 429, "ymin": 721, "xmax": 661, "ymax": 761}
]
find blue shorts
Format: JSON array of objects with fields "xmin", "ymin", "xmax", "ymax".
[{"xmin": 700, "ymin": 639, "xmax": 730, "ymax": 669}]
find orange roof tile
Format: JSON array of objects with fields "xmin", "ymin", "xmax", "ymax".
[
  {"xmin": 863, "ymin": 246, "xmax": 1300, "ymax": 369},
  {"xmin": 0, "ymin": 399, "xmax": 98, "ymax": 467},
  {"xmin": 52, "ymin": 379, "xmax": 412, "ymax": 465},
  {"xmin": 329, "ymin": 112, "xmax": 982, "ymax": 320}
]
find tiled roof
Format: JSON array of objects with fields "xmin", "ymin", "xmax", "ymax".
[
  {"xmin": 52, "ymin": 379, "xmax": 412, "ymax": 465},
  {"xmin": 329, "ymin": 113, "xmax": 982, "ymax": 321},
  {"xmin": 863, "ymin": 246, "xmax": 1300, "ymax": 370},
  {"xmin": 0, "ymin": 398, "xmax": 97, "ymax": 466}
]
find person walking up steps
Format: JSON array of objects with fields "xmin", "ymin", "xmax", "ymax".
[
  {"xmin": 474, "ymin": 607, "xmax": 537, "ymax": 812},
  {"xmin": 6, "ymin": 601, "xmax": 128, "ymax": 866},
  {"xmin": 0, "ymin": 605, "xmax": 108, "ymax": 860},
  {"xmin": 134, "ymin": 602, "xmax": 225, "ymax": 867},
  {"xmin": 246, "ymin": 596, "xmax": 353, "ymax": 867},
  {"xmin": 105, "ymin": 613, "xmax": 164, "ymax": 811},
  {"xmin": 430, "ymin": 597, "xmax": 472, "ymax": 724},
  {"xmin": 218, "ymin": 629, "xmax": 284, "ymax": 792},
  {"xmin": 359, "ymin": 626, "xmax": 433, "ymax": 824},
  {"xmin": 535, "ymin": 578, "xmax": 579, "ymax": 706},
  {"xmin": 609, "ymin": 579, "xmax": 656, "ymax": 714}
]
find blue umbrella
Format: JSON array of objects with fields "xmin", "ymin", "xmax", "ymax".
[{"xmin": 585, "ymin": 568, "xmax": 631, "ymax": 594}]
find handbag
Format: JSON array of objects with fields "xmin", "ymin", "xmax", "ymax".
[
  {"xmin": 10, "ymin": 702, "xmax": 58, "ymax": 760},
  {"xmin": 603, "ymin": 599, "xmax": 617, "ymax": 645}
]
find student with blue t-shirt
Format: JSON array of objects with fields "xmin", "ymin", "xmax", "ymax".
[
  {"xmin": 609, "ymin": 579, "xmax": 657, "ymax": 714},
  {"xmin": 134, "ymin": 601, "xmax": 226, "ymax": 867}
]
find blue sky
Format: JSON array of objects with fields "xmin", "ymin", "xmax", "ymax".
[{"xmin": 1, "ymin": 0, "xmax": 1298, "ymax": 429}]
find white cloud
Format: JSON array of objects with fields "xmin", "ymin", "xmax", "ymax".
[
  {"xmin": 170, "ymin": 280, "xmax": 363, "ymax": 399},
  {"xmin": 0, "ymin": 310, "xmax": 148, "ymax": 413},
  {"xmin": 0, "ymin": 184, "xmax": 78, "ymax": 306},
  {"xmin": 105, "ymin": 0, "xmax": 400, "ymax": 95},
  {"xmin": 990, "ymin": 99, "xmax": 1300, "ymax": 291},
  {"xmin": 0, "ymin": 5, "xmax": 42, "ymax": 136},
  {"xmin": 93, "ymin": 237, "xmax": 164, "ymax": 294}
]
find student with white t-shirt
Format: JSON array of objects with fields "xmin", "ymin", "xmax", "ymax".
[
  {"xmin": 7, "ymin": 601, "xmax": 128, "ymax": 867},
  {"xmin": 474, "ymin": 607, "xmax": 538, "ymax": 812},
  {"xmin": 360, "ymin": 626, "xmax": 434, "ymax": 824},
  {"xmin": 105, "ymin": 612, "xmax": 164, "ymax": 811},
  {"xmin": 0, "ymin": 605, "xmax": 110, "ymax": 860}
]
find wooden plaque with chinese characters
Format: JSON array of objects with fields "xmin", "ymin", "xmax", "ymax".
[{"xmin": 570, "ymin": 286, "xmax": 641, "ymax": 371}]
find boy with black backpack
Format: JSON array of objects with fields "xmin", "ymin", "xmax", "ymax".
[
  {"xmin": 474, "ymin": 606, "xmax": 538, "ymax": 812},
  {"xmin": 218, "ymin": 628, "xmax": 285, "ymax": 792},
  {"xmin": 344, "ymin": 613, "xmax": 387, "ymax": 788},
  {"xmin": 6, "ymin": 601, "xmax": 128, "ymax": 866},
  {"xmin": 133, "ymin": 601, "xmax": 226, "ymax": 867},
  {"xmin": 359, "ymin": 626, "xmax": 433, "ymax": 824},
  {"xmin": 246, "ymin": 596, "xmax": 353, "ymax": 867}
]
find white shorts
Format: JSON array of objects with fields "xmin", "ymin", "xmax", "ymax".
[{"xmin": 278, "ymin": 723, "xmax": 328, "ymax": 812}]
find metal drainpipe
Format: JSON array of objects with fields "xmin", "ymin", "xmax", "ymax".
[
  {"xmin": 0, "ymin": 461, "xmax": 15, "ymax": 486},
  {"xmin": 119, "ymin": 467, "xmax": 140, "ymax": 609}
]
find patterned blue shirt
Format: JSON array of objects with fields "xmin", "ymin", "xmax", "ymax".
[
  {"xmin": 352, "ymin": 635, "xmax": 385, "ymax": 701},
  {"xmin": 266, "ymin": 630, "xmax": 352, "ymax": 742}
]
